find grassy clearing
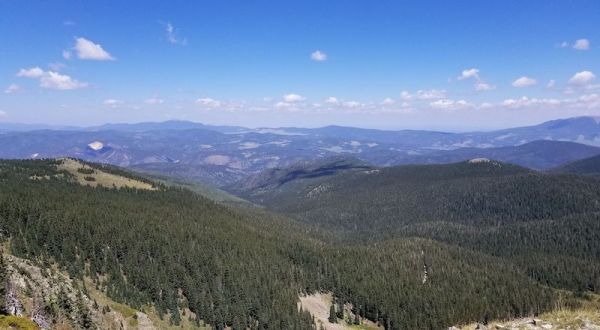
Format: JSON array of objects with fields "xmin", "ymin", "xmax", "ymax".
[
  {"xmin": 57, "ymin": 158, "xmax": 156, "ymax": 190},
  {"xmin": 456, "ymin": 294, "xmax": 600, "ymax": 329},
  {"xmin": 0, "ymin": 315, "xmax": 39, "ymax": 330}
]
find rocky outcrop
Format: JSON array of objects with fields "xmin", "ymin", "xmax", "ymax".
[
  {"xmin": 451, "ymin": 313, "xmax": 600, "ymax": 330},
  {"xmin": 5, "ymin": 281, "xmax": 23, "ymax": 316},
  {"xmin": 1, "ymin": 253, "xmax": 160, "ymax": 329}
]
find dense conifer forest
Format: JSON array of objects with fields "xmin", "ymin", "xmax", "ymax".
[
  {"xmin": 234, "ymin": 159, "xmax": 600, "ymax": 324},
  {"xmin": 0, "ymin": 159, "xmax": 596, "ymax": 329}
]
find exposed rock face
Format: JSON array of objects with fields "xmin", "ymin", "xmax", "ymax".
[
  {"xmin": 5, "ymin": 281, "xmax": 23, "ymax": 316},
  {"xmin": 4, "ymin": 254, "xmax": 94, "ymax": 328},
  {"xmin": 453, "ymin": 314, "xmax": 600, "ymax": 330},
  {"xmin": 1, "ymin": 253, "xmax": 154, "ymax": 329}
]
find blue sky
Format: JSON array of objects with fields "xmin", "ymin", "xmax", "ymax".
[{"xmin": 1, "ymin": 1, "xmax": 599, "ymax": 130}]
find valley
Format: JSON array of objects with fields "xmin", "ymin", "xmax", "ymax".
[
  {"xmin": 3, "ymin": 1, "xmax": 600, "ymax": 328},
  {"xmin": 0, "ymin": 152, "xmax": 599, "ymax": 329}
]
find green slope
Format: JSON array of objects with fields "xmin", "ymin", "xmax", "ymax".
[
  {"xmin": 0, "ymin": 159, "xmax": 589, "ymax": 330},
  {"xmin": 233, "ymin": 159, "xmax": 600, "ymax": 294},
  {"xmin": 551, "ymin": 154, "xmax": 600, "ymax": 176},
  {"xmin": 236, "ymin": 160, "xmax": 600, "ymax": 230}
]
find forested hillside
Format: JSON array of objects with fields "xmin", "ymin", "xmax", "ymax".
[
  {"xmin": 233, "ymin": 159, "xmax": 600, "ymax": 297},
  {"xmin": 0, "ymin": 159, "xmax": 577, "ymax": 329},
  {"xmin": 551, "ymin": 154, "xmax": 600, "ymax": 176}
]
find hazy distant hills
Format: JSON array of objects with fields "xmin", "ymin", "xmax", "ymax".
[
  {"xmin": 1, "ymin": 116, "xmax": 600, "ymax": 186},
  {"xmin": 391, "ymin": 140, "xmax": 600, "ymax": 170}
]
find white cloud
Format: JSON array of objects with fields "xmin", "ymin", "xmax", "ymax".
[
  {"xmin": 103, "ymin": 99, "xmax": 124, "ymax": 107},
  {"xmin": 400, "ymin": 89, "xmax": 446, "ymax": 100},
  {"xmin": 62, "ymin": 50, "xmax": 72, "ymax": 60},
  {"xmin": 457, "ymin": 68, "xmax": 480, "ymax": 80},
  {"xmin": 310, "ymin": 50, "xmax": 327, "ymax": 61},
  {"xmin": 560, "ymin": 39, "xmax": 591, "ymax": 50},
  {"xmin": 4, "ymin": 84, "xmax": 20, "ymax": 94},
  {"xmin": 145, "ymin": 97, "xmax": 165, "ymax": 105},
  {"xmin": 0, "ymin": 111, "xmax": 7, "ymax": 119},
  {"xmin": 573, "ymin": 39, "xmax": 590, "ymax": 50},
  {"xmin": 512, "ymin": 76, "xmax": 537, "ymax": 88},
  {"xmin": 17, "ymin": 67, "xmax": 87, "ymax": 90},
  {"xmin": 479, "ymin": 102, "xmax": 493, "ymax": 109},
  {"xmin": 569, "ymin": 71, "xmax": 596, "ymax": 86},
  {"xmin": 48, "ymin": 62, "xmax": 66, "ymax": 71},
  {"xmin": 275, "ymin": 101, "xmax": 292, "ymax": 109},
  {"xmin": 324, "ymin": 96, "xmax": 339, "ymax": 104},
  {"xmin": 282, "ymin": 93, "xmax": 305, "ymax": 102},
  {"xmin": 195, "ymin": 97, "xmax": 221, "ymax": 107},
  {"xmin": 499, "ymin": 95, "xmax": 599, "ymax": 110},
  {"xmin": 578, "ymin": 93, "xmax": 599, "ymax": 103},
  {"xmin": 341, "ymin": 101, "xmax": 361, "ymax": 108},
  {"xmin": 457, "ymin": 68, "xmax": 494, "ymax": 91},
  {"xmin": 74, "ymin": 37, "xmax": 114, "ymax": 60},
  {"xmin": 381, "ymin": 97, "xmax": 395, "ymax": 105},
  {"xmin": 17, "ymin": 67, "xmax": 44, "ymax": 78},
  {"xmin": 400, "ymin": 91, "xmax": 411, "ymax": 101},
  {"xmin": 430, "ymin": 99, "xmax": 472, "ymax": 111},
  {"xmin": 40, "ymin": 71, "xmax": 87, "ymax": 90},
  {"xmin": 475, "ymin": 82, "xmax": 495, "ymax": 91},
  {"xmin": 546, "ymin": 80, "xmax": 556, "ymax": 88},
  {"xmin": 164, "ymin": 22, "xmax": 187, "ymax": 46}
]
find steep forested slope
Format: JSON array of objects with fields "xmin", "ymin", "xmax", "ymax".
[
  {"xmin": 0, "ymin": 159, "xmax": 569, "ymax": 330},
  {"xmin": 233, "ymin": 159, "xmax": 600, "ymax": 295},
  {"xmin": 236, "ymin": 160, "xmax": 600, "ymax": 230},
  {"xmin": 0, "ymin": 159, "xmax": 317, "ymax": 329}
]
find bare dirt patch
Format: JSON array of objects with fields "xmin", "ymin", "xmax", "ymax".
[{"xmin": 299, "ymin": 293, "xmax": 382, "ymax": 330}]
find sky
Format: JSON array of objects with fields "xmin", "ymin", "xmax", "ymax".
[{"xmin": 1, "ymin": 0, "xmax": 599, "ymax": 131}]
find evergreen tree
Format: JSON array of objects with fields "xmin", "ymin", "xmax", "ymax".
[
  {"xmin": 0, "ymin": 253, "xmax": 7, "ymax": 314},
  {"xmin": 328, "ymin": 304, "xmax": 337, "ymax": 323}
]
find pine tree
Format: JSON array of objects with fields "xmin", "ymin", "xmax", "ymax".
[
  {"xmin": 77, "ymin": 291, "xmax": 94, "ymax": 329},
  {"xmin": 328, "ymin": 304, "xmax": 336, "ymax": 323},
  {"xmin": 0, "ymin": 253, "xmax": 7, "ymax": 314}
]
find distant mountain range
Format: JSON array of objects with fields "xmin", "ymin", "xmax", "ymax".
[{"xmin": 1, "ymin": 116, "xmax": 600, "ymax": 186}]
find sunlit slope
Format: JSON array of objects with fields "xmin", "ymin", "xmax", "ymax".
[{"xmin": 0, "ymin": 159, "xmax": 575, "ymax": 329}]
